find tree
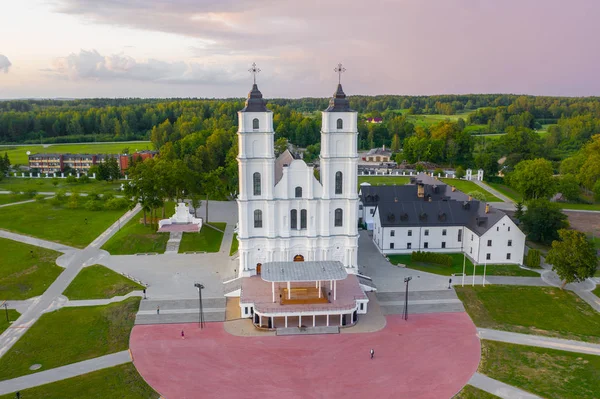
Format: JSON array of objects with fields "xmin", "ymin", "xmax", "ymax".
[
  {"xmin": 467, "ymin": 191, "xmax": 486, "ymax": 201},
  {"xmin": 546, "ymin": 229, "xmax": 598, "ymax": 288},
  {"xmin": 509, "ymin": 158, "xmax": 556, "ymax": 200},
  {"xmin": 524, "ymin": 249, "xmax": 541, "ymax": 268},
  {"xmin": 455, "ymin": 166, "xmax": 465, "ymax": 179},
  {"xmin": 274, "ymin": 137, "xmax": 289, "ymax": 157},
  {"xmin": 556, "ymin": 175, "xmax": 580, "ymax": 202},
  {"xmin": 514, "ymin": 201, "xmax": 524, "ymax": 220},
  {"xmin": 594, "ymin": 180, "xmax": 600, "ymax": 202},
  {"xmin": 202, "ymin": 167, "xmax": 229, "ymax": 223},
  {"xmin": 391, "ymin": 134, "xmax": 401, "ymax": 152},
  {"xmin": 520, "ymin": 199, "xmax": 569, "ymax": 244}
]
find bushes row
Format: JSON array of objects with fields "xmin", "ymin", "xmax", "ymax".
[
  {"xmin": 38, "ymin": 190, "xmax": 130, "ymax": 211},
  {"xmin": 411, "ymin": 251, "xmax": 453, "ymax": 266}
]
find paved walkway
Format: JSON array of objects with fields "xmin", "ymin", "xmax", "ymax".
[
  {"xmin": 0, "ymin": 229, "xmax": 76, "ymax": 253},
  {"xmin": 0, "ymin": 199, "xmax": 37, "ymax": 208},
  {"xmin": 0, "ymin": 351, "xmax": 131, "ymax": 395},
  {"xmin": 65, "ymin": 291, "xmax": 143, "ymax": 308},
  {"xmin": 469, "ymin": 373, "xmax": 542, "ymax": 399},
  {"xmin": 478, "ymin": 328, "xmax": 600, "ymax": 356},
  {"xmin": 165, "ymin": 231, "xmax": 182, "ymax": 254},
  {"xmin": 472, "ymin": 180, "xmax": 513, "ymax": 204}
]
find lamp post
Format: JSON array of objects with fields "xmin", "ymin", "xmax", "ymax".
[
  {"xmin": 3, "ymin": 302, "xmax": 8, "ymax": 322},
  {"xmin": 403, "ymin": 276, "xmax": 412, "ymax": 321},
  {"xmin": 194, "ymin": 283, "xmax": 205, "ymax": 329}
]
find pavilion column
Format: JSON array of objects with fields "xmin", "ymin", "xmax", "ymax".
[
  {"xmin": 340, "ymin": 314, "xmax": 343, "ymax": 326},
  {"xmin": 326, "ymin": 314, "xmax": 329, "ymax": 327},
  {"xmin": 318, "ymin": 281, "xmax": 322, "ymax": 298},
  {"xmin": 334, "ymin": 280, "xmax": 337, "ymax": 301},
  {"xmin": 313, "ymin": 315, "xmax": 316, "ymax": 327},
  {"xmin": 299, "ymin": 315, "xmax": 302, "ymax": 327},
  {"xmin": 272, "ymin": 282, "xmax": 275, "ymax": 303},
  {"xmin": 259, "ymin": 314, "xmax": 262, "ymax": 327},
  {"xmin": 316, "ymin": 281, "xmax": 318, "ymax": 288},
  {"xmin": 287, "ymin": 281, "xmax": 291, "ymax": 300},
  {"xmin": 285, "ymin": 315, "xmax": 288, "ymax": 328},
  {"xmin": 330, "ymin": 280, "xmax": 332, "ymax": 290}
]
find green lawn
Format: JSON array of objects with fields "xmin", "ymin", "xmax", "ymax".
[
  {"xmin": 179, "ymin": 222, "xmax": 226, "ymax": 253},
  {"xmin": 0, "ymin": 202, "xmax": 124, "ymax": 248},
  {"xmin": 440, "ymin": 178, "xmax": 501, "ymax": 202},
  {"xmin": 485, "ymin": 181, "xmax": 523, "ymax": 202},
  {"xmin": 101, "ymin": 203, "xmax": 175, "ymax": 255},
  {"xmin": 0, "ymin": 309, "xmax": 20, "ymax": 335},
  {"xmin": 0, "ymin": 363, "xmax": 159, "ymax": 399},
  {"xmin": 453, "ymin": 384, "xmax": 499, "ymax": 399},
  {"xmin": 0, "ymin": 237, "xmax": 63, "ymax": 300},
  {"xmin": 0, "ymin": 193, "xmax": 35, "ymax": 205},
  {"xmin": 229, "ymin": 233, "xmax": 239, "ymax": 256},
  {"xmin": 0, "ymin": 297, "xmax": 140, "ymax": 381},
  {"xmin": 358, "ymin": 176, "xmax": 410, "ymax": 188},
  {"xmin": 0, "ymin": 141, "xmax": 153, "ymax": 165},
  {"xmin": 479, "ymin": 340, "xmax": 600, "ymax": 399},
  {"xmin": 63, "ymin": 265, "xmax": 144, "ymax": 300},
  {"xmin": 593, "ymin": 285, "xmax": 600, "ymax": 298},
  {"xmin": 0, "ymin": 177, "xmax": 123, "ymax": 194},
  {"xmin": 558, "ymin": 203, "xmax": 600, "ymax": 211},
  {"xmin": 405, "ymin": 111, "xmax": 473, "ymax": 127},
  {"xmin": 456, "ymin": 286, "xmax": 600, "ymax": 343},
  {"xmin": 388, "ymin": 253, "xmax": 539, "ymax": 277}
]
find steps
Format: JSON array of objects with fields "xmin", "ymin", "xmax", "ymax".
[
  {"xmin": 376, "ymin": 290, "xmax": 465, "ymax": 315},
  {"xmin": 165, "ymin": 231, "xmax": 182, "ymax": 254},
  {"xmin": 135, "ymin": 298, "xmax": 226, "ymax": 325},
  {"xmin": 276, "ymin": 326, "xmax": 340, "ymax": 336}
]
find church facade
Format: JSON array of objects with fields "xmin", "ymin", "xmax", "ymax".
[{"xmin": 236, "ymin": 82, "xmax": 359, "ymax": 277}]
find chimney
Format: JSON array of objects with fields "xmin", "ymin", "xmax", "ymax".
[
  {"xmin": 468, "ymin": 195, "xmax": 472, "ymax": 201},
  {"xmin": 383, "ymin": 144, "xmax": 386, "ymax": 151},
  {"xmin": 451, "ymin": 186, "xmax": 456, "ymax": 192},
  {"xmin": 485, "ymin": 203, "xmax": 490, "ymax": 214}
]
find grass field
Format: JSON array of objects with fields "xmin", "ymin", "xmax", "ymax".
[
  {"xmin": 479, "ymin": 340, "xmax": 600, "ymax": 399},
  {"xmin": 0, "ymin": 297, "xmax": 140, "ymax": 381},
  {"xmin": 101, "ymin": 203, "xmax": 174, "ymax": 255},
  {"xmin": 0, "ymin": 310, "xmax": 20, "ymax": 335},
  {"xmin": 593, "ymin": 284, "xmax": 600, "ymax": 297},
  {"xmin": 0, "ymin": 177, "xmax": 123, "ymax": 194},
  {"xmin": 230, "ymin": 233, "xmax": 239, "ymax": 256},
  {"xmin": 0, "ymin": 237, "xmax": 63, "ymax": 300},
  {"xmin": 439, "ymin": 178, "xmax": 501, "ymax": 202},
  {"xmin": 63, "ymin": 265, "xmax": 144, "ymax": 300},
  {"xmin": 0, "ymin": 193, "xmax": 36, "ymax": 205},
  {"xmin": 0, "ymin": 201, "xmax": 124, "ymax": 248},
  {"xmin": 483, "ymin": 182, "xmax": 523, "ymax": 202},
  {"xmin": 404, "ymin": 111, "xmax": 473, "ymax": 127},
  {"xmin": 558, "ymin": 203, "xmax": 600, "ymax": 211},
  {"xmin": 179, "ymin": 222, "xmax": 226, "ymax": 253},
  {"xmin": 0, "ymin": 363, "xmax": 159, "ymax": 399},
  {"xmin": 0, "ymin": 141, "xmax": 153, "ymax": 165},
  {"xmin": 453, "ymin": 384, "xmax": 499, "ymax": 399},
  {"xmin": 358, "ymin": 176, "xmax": 410, "ymax": 187},
  {"xmin": 388, "ymin": 253, "xmax": 538, "ymax": 277},
  {"xmin": 455, "ymin": 286, "xmax": 600, "ymax": 343}
]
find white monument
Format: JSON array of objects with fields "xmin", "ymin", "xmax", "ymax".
[{"xmin": 158, "ymin": 202, "xmax": 203, "ymax": 232}]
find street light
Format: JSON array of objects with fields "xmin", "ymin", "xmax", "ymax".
[
  {"xmin": 403, "ymin": 276, "xmax": 412, "ymax": 321},
  {"xmin": 194, "ymin": 283, "xmax": 205, "ymax": 329}
]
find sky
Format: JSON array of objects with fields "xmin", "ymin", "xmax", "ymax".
[{"xmin": 0, "ymin": 0, "xmax": 599, "ymax": 99}]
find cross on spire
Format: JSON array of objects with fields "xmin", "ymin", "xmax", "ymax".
[
  {"xmin": 334, "ymin": 63, "xmax": 346, "ymax": 84},
  {"xmin": 248, "ymin": 62, "xmax": 261, "ymax": 84}
]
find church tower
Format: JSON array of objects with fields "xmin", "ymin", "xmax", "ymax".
[{"xmin": 237, "ymin": 65, "xmax": 275, "ymax": 273}]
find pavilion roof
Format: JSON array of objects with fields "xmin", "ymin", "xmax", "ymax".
[{"xmin": 261, "ymin": 261, "xmax": 348, "ymax": 283}]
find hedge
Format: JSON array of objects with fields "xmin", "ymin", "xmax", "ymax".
[{"xmin": 411, "ymin": 251, "xmax": 453, "ymax": 267}]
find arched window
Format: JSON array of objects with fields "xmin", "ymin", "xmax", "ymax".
[
  {"xmin": 335, "ymin": 171, "xmax": 343, "ymax": 194},
  {"xmin": 334, "ymin": 208, "xmax": 343, "ymax": 227},
  {"xmin": 295, "ymin": 186, "xmax": 302, "ymax": 198},
  {"xmin": 290, "ymin": 209, "xmax": 298, "ymax": 229},
  {"xmin": 337, "ymin": 118, "xmax": 343, "ymax": 129},
  {"xmin": 252, "ymin": 118, "xmax": 259, "ymax": 130},
  {"xmin": 300, "ymin": 209, "xmax": 307, "ymax": 229},
  {"xmin": 254, "ymin": 210, "xmax": 263, "ymax": 228},
  {"xmin": 253, "ymin": 172, "xmax": 261, "ymax": 196}
]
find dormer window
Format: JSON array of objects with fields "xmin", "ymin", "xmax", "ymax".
[
  {"xmin": 252, "ymin": 118, "xmax": 259, "ymax": 130},
  {"xmin": 337, "ymin": 118, "xmax": 343, "ymax": 129}
]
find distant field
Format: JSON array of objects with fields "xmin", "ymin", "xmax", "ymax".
[
  {"xmin": 0, "ymin": 141, "xmax": 153, "ymax": 165},
  {"xmin": 0, "ymin": 177, "xmax": 122, "ymax": 194},
  {"xmin": 358, "ymin": 176, "xmax": 410, "ymax": 187},
  {"xmin": 405, "ymin": 111, "xmax": 472, "ymax": 127},
  {"xmin": 559, "ymin": 203, "xmax": 600, "ymax": 211}
]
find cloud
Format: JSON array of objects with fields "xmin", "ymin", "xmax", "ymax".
[{"xmin": 0, "ymin": 54, "xmax": 11, "ymax": 73}]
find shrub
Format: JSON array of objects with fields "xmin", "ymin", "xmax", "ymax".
[
  {"xmin": 66, "ymin": 193, "xmax": 80, "ymax": 209},
  {"xmin": 455, "ymin": 166, "xmax": 466, "ymax": 179},
  {"xmin": 87, "ymin": 190, "xmax": 101, "ymax": 201},
  {"xmin": 50, "ymin": 189, "xmax": 67, "ymax": 206},
  {"xmin": 51, "ymin": 178, "xmax": 59, "ymax": 187},
  {"xmin": 524, "ymin": 249, "xmax": 541, "ymax": 268},
  {"xmin": 84, "ymin": 199, "xmax": 103, "ymax": 211},
  {"xmin": 468, "ymin": 191, "xmax": 486, "ymax": 201},
  {"xmin": 34, "ymin": 194, "xmax": 46, "ymax": 202},
  {"xmin": 102, "ymin": 193, "xmax": 115, "ymax": 202},
  {"xmin": 78, "ymin": 175, "xmax": 90, "ymax": 184},
  {"xmin": 24, "ymin": 190, "xmax": 37, "ymax": 198},
  {"xmin": 65, "ymin": 175, "xmax": 77, "ymax": 184},
  {"xmin": 415, "ymin": 163, "xmax": 426, "ymax": 173},
  {"xmin": 434, "ymin": 168, "xmax": 444, "ymax": 176},
  {"xmin": 411, "ymin": 251, "xmax": 452, "ymax": 267},
  {"xmin": 104, "ymin": 197, "xmax": 130, "ymax": 210}
]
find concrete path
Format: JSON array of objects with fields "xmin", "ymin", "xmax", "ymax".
[
  {"xmin": 88, "ymin": 204, "xmax": 141, "ymax": 249},
  {"xmin": 0, "ymin": 351, "xmax": 131, "ymax": 395},
  {"xmin": 478, "ymin": 328, "xmax": 600, "ymax": 356},
  {"xmin": 0, "ymin": 229, "xmax": 76, "ymax": 253},
  {"xmin": 469, "ymin": 373, "xmax": 542, "ymax": 399},
  {"xmin": 0, "ymin": 199, "xmax": 37, "ymax": 208},
  {"xmin": 165, "ymin": 231, "xmax": 182, "ymax": 254},
  {"xmin": 64, "ymin": 291, "xmax": 143, "ymax": 308},
  {"xmin": 472, "ymin": 180, "xmax": 513, "ymax": 204},
  {"xmin": 484, "ymin": 276, "xmax": 549, "ymax": 286}
]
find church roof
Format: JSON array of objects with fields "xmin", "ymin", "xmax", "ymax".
[
  {"xmin": 325, "ymin": 84, "xmax": 353, "ymax": 112},
  {"xmin": 274, "ymin": 149, "xmax": 296, "ymax": 184},
  {"xmin": 240, "ymin": 83, "xmax": 268, "ymax": 112},
  {"xmin": 261, "ymin": 261, "xmax": 348, "ymax": 282}
]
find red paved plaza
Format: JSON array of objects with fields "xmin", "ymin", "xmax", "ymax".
[{"xmin": 130, "ymin": 313, "xmax": 480, "ymax": 399}]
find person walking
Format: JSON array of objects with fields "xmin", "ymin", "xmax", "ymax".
[
  {"xmin": 181, "ymin": 330, "xmax": 185, "ymax": 339},
  {"xmin": 370, "ymin": 349, "xmax": 374, "ymax": 359},
  {"xmin": 156, "ymin": 305, "xmax": 160, "ymax": 315}
]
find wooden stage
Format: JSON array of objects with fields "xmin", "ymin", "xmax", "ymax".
[{"xmin": 280, "ymin": 287, "xmax": 329, "ymax": 305}]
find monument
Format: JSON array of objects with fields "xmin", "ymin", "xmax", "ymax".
[{"xmin": 158, "ymin": 202, "xmax": 203, "ymax": 232}]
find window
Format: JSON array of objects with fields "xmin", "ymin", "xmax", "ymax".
[
  {"xmin": 458, "ymin": 230, "xmax": 462, "ymax": 242},
  {"xmin": 334, "ymin": 208, "xmax": 343, "ymax": 227},
  {"xmin": 506, "ymin": 253, "xmax": 511, "ymax": 260},
  {"xmin": 254, "ymin": 210, "xmax": 263, "ymax": 228},
  {"xmin": 337, "ymin": 118, "xmax": 343, "ymax": 129},
  {"xmin": 300, "ymin": 209, "xmax": 307, "ymax": 229},
  {"xmin": 508, "ymin": 226, "xmax": 511, "ymax": 232},
  {"xmin": 442, "ymin": 229, "xmax": 447, "ymax": 236},
  {"xmin": 290, "ymin": 209, "xmax": 297, "ymax": 229},
  {"xmin": 359, "ymin": 205, "xmax": 363, "ymax": 210},
  {"xmin": 508, "ymin": 240, "xmax": 512, "ymax": 247},
  {"xmin": 471, "ymin": 234, "xmax": 474, "ymax": 241},
  {"xmin": 407, "ymin": 243, "xmax": 412, "ymax": 249},
  {"xmin": 390, "ymin": 230, "xmax": 395, "ymax": 237},
  {"xmin": 253, "ymin": 172, "xmax": 261, "ymax": 196},
  {"xmin": 370, "ymin": 209, "xmax": 375, "ymax": 215},
  {"xmin": 295, "ymin": 186, "xmax": 302, "ymax": 198},
  {"xmin": 424, "ymin": 242, "xmax": 429, "ymax": 249},
  {"xmin": 486, "ymin": 253, "xmax": 491, "ymax": 260},
  {"xmin": 487, "ymin": 240, "xmax": 492, "ymax": 247},
  {"xmin": 390, "ymin": 243, "xmax": 395, "ymax": 249},
  {"xmin": 424, "ymin": 229, "xmax": 429, "ymax": 236},
  {"xmin": 441, "ymin": 242, "xmax": 446, "ymax": 249},
  {"xmin": 408, "ymin": 230, "xmax": 412, "ymax": 236},
  {"xmin": 470, "ymin": 247, "xmax": 473, "ymax": 254},
  {"xmin": 497, "ymin": 227, "xmax": 499, "ymax": 232},
  {"xmin": 252, "ymin": 118, "xmax": 259, "ymax": 129},
  {"xmin": 335, "ymin": 171, "xmax": 343, "ymax": 194}
]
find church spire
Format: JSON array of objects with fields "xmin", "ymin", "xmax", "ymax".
[
  {"xmin": 241, "ymin": 63, "xmax": 268, "ymax": 112},
  {"xmin": 325, "ymin": 63, "xmax": 352, "ymax": 112}
]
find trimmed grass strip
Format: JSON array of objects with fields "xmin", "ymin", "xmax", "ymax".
[
  {"xmin": 178, "ymin": 222, "xmax": 226, "ymax": 253},
  {"xmin": 358, "ymin": 176, "xmax": 410, "ymax": 188},
  {"xmin": 63, "ymin": 265, "xmax": 144, "ymax": 300},
  {"xmin": 229, "ymin": 232, "xmax": 239, "ymax": 256},
  {"xmin": 453, "ymin": 384, "xmax": 499, "ymax": 399},
  {"xmin": 0, "ymin": 309, "xmax": 20, "ymax": 335},
  {"xmin": 440, "ymin": 178, "xmax": 501, "ymax": 202}
]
